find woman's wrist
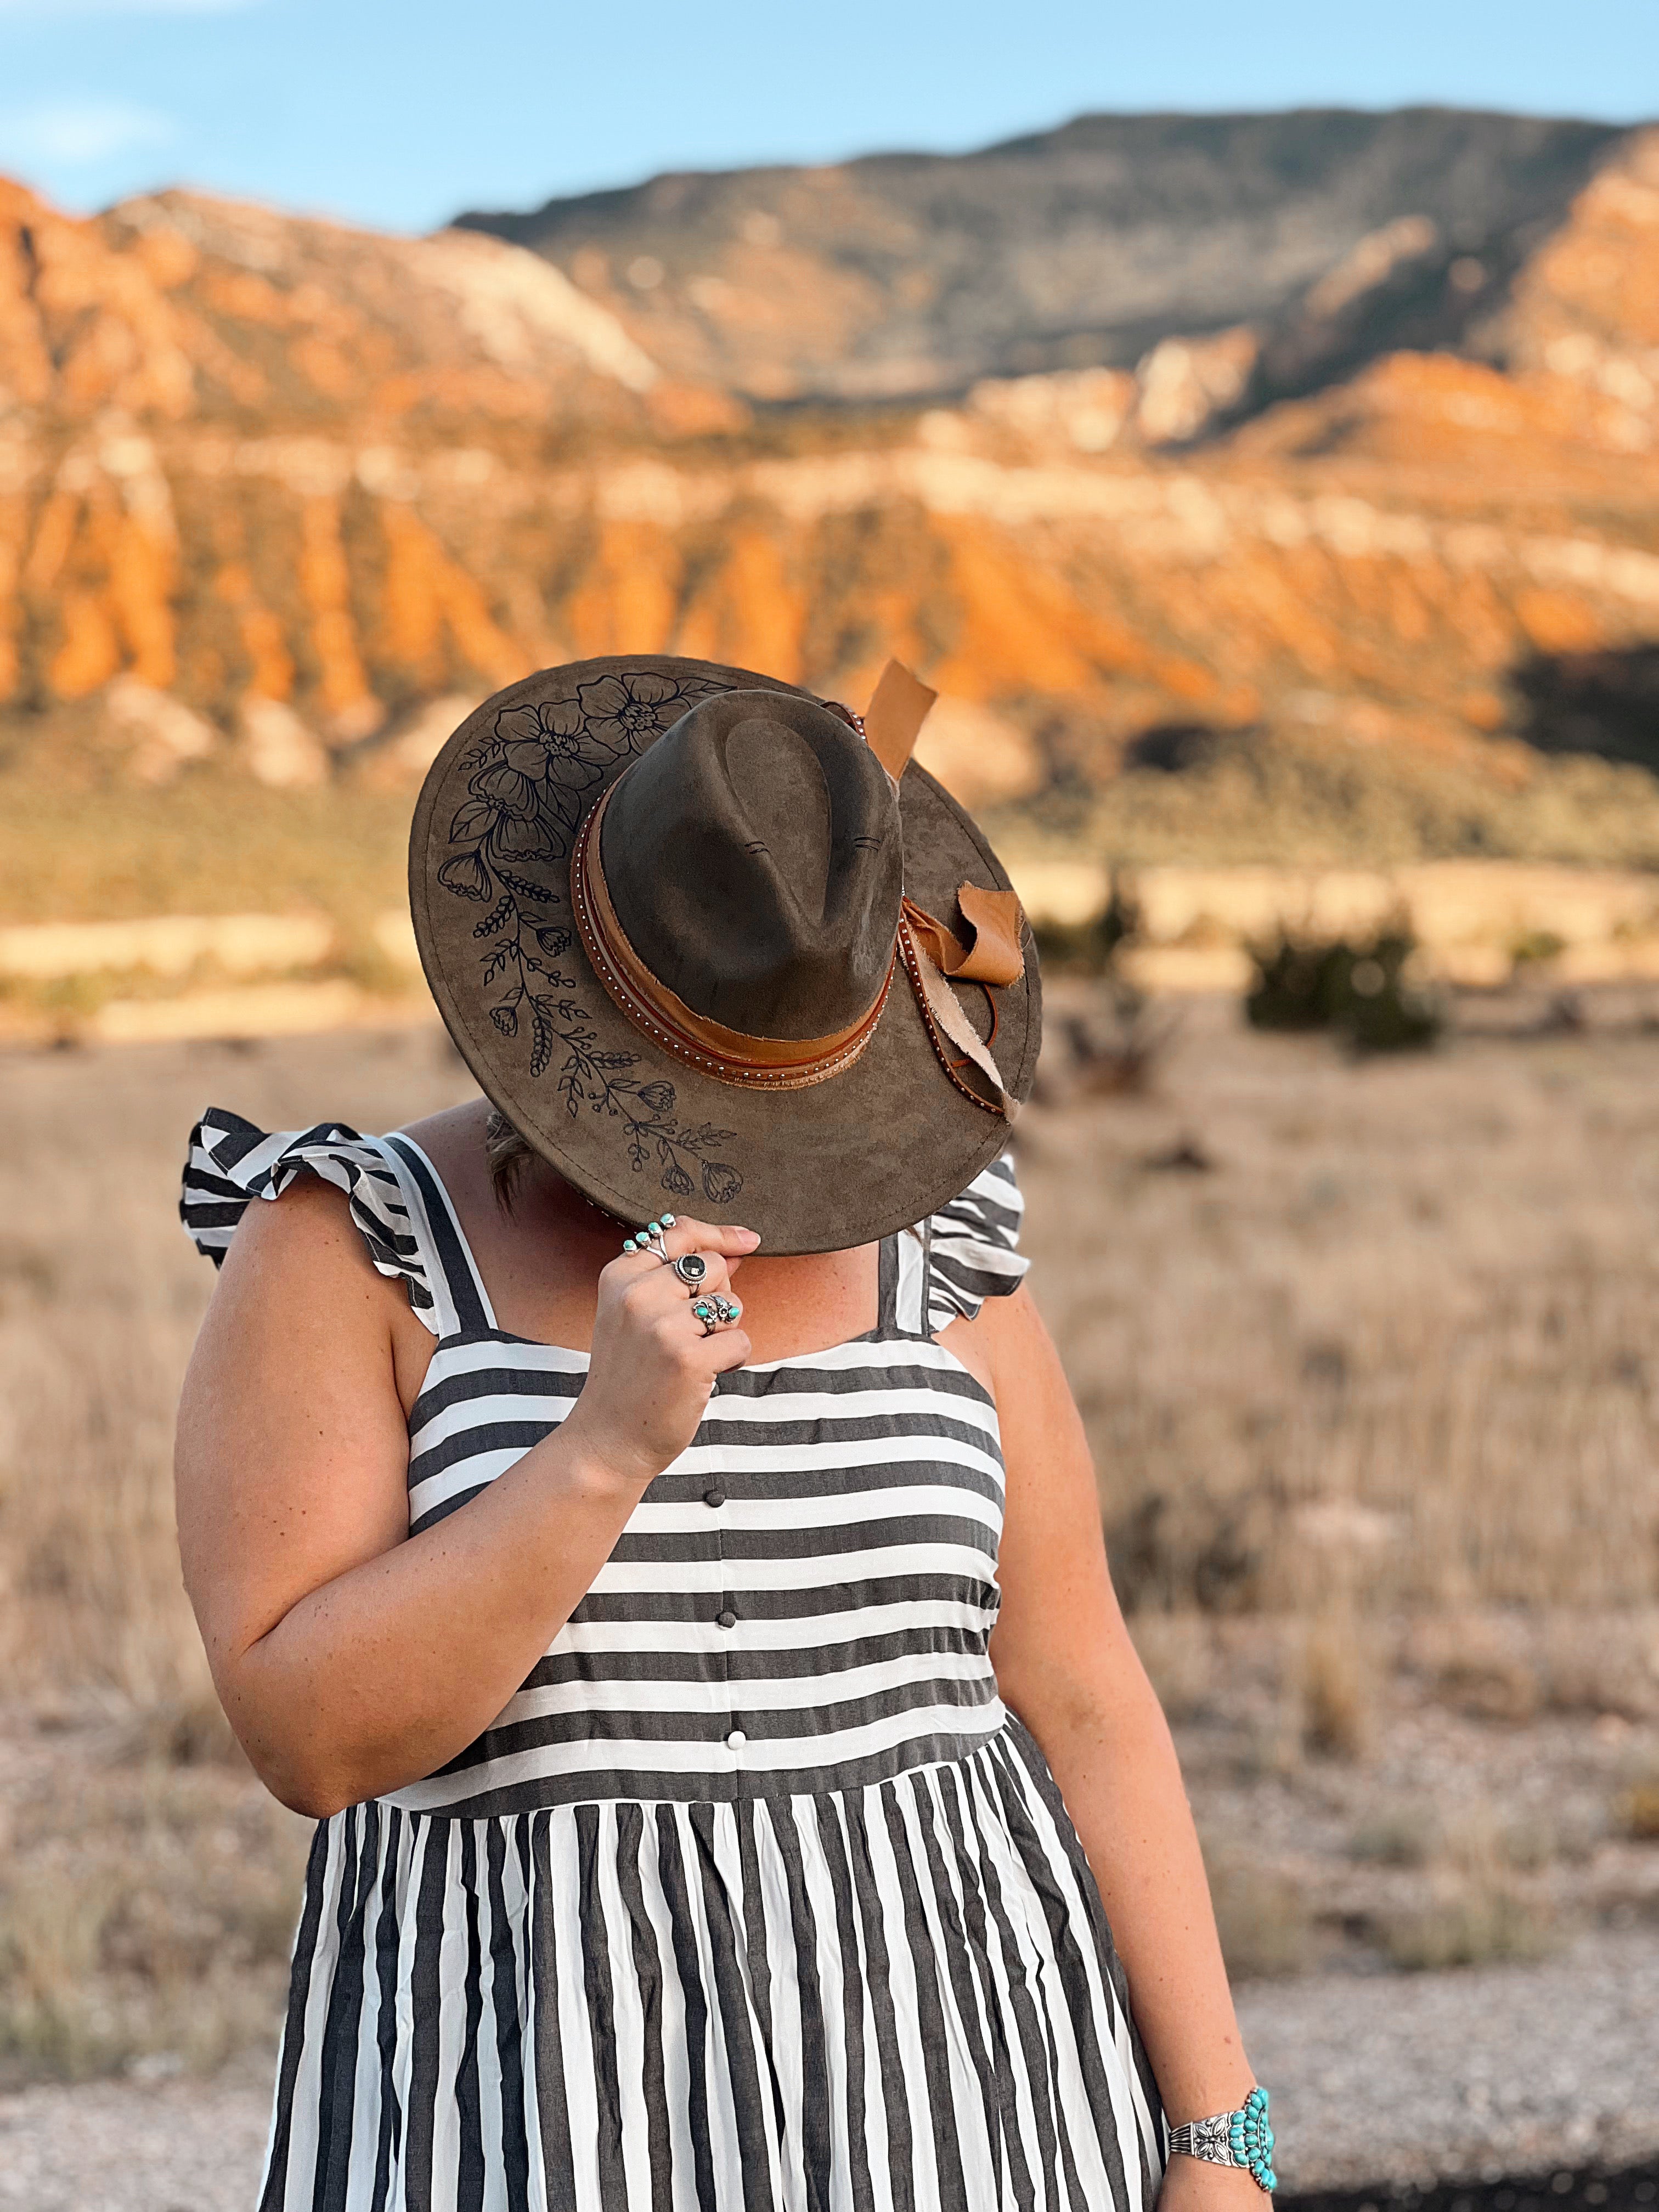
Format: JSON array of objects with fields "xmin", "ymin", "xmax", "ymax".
[
  {"xmin": 543, "ymin": 1408, "xmax": 664, "ymax": 1500},
  {"xmin": 1163, "ymin": 2080, "xmax": 1259, "ymax": 2129},
  {"xmin": 1161, "ymin": 2158, "xmax": 1269, "ymax": 2203}
]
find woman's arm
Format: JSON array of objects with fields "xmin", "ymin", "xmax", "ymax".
[
  {"xmin": 973, "ymin": 1286, "xmax": 1261, "ymax": 2200},
  {"xmin": 174, "ymin": 1182, "xmax": 755, "ymax": 1817}
]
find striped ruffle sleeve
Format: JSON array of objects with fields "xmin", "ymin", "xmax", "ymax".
[
  {"xmin": 179, "ymin": 1107, "xmax": 436, "ymax": 1327},
  {"xmin": 926, "ymin": 1149, "xmax": 1028, "ymax": 1330}
]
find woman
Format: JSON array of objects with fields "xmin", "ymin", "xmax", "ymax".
[{"xmin": 177, "ymin": 657, "xmax": 1272, "ymax": 2212}]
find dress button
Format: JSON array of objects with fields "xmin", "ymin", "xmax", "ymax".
[
  {"xmin": 703, "ymin": 1488, "xmax": 726, "ymax": 1509},
  {"xmin": 726, "ymin": 1729, "xmax": 747, "ymax": 1750},
  {"xmin": 716, "ymin": 1609, "xmax": 737, "ymax": 1629}
]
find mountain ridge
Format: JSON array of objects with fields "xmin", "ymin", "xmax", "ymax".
[{"xmin": 456, "ymin": 105, "xmax": 1635, "ymax": 408}]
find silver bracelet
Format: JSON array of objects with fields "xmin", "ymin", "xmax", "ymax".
[{"xmin": 1168, "ymin": 2089, "xmax": 1276, "ymax": 2192}]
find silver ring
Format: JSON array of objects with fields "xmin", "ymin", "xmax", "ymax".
[
  {"xmin": 691, "ymin": 1291, "xmax": 741, "ymax": 1336},
  {"xmin": 673, "ymin": 1252, "xmax": 710, "ymax": 1290},
  {"xmin": 622, "ymin": 1212, "xmax": 678, "ymax": 1262}
]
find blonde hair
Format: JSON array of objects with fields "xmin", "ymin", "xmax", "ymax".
[{"xmin": 484, "ymin": 1107, "xmax": 535, "ymax": 1210}]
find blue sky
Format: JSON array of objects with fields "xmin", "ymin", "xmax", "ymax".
[{"xmin": 1, "ymin": 0, "xmax": 1655, "ymax": 235}]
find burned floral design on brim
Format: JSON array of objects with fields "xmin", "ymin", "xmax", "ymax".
[{"xmin": 435, "ymin": 668, "xmax": 746, "ymax": 1207}]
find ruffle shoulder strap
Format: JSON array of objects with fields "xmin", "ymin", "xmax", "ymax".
[
  {"xmin": 180, "ymin": 1107, "xmax": 437, "ymax": 1330},
  {"xmin": 924, "ymin": 1150, "xmax": 1029, "ymax": 1331}
]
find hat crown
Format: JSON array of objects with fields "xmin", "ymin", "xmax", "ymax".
[{"xmin": 600, "ymin": 691, "xmax": 902, "ymax": 1041}]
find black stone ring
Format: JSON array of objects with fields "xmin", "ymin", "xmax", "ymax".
[{"xmin": 673, "ymin": 1252, "xmax": 710, "ymax": 1290}]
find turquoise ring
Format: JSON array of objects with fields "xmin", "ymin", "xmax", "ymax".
[
  {"xmin": 692, "ymin": 1292, "xmax": 740, "ymax": 1337},
  {"xmin": 622, "ymin": 1213, "xmax": 677, "ymax": 1259}
]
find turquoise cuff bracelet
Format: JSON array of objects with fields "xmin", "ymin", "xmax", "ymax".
[{"xmin": 1167, "ymin": 2087, "xmax": 1276, "ymax": 2192}]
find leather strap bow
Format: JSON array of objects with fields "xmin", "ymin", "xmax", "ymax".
[
  {"xmin": 902, "ymin": 885, "xmax": 1025, "ymax": 988},
  {"xmin": 874, "ymin": 658, "xmax": 1025, "ymax": 1118},
  {"xmin": 899, "ymin": 910, "xmax": 1023, "ymax": 1120}
]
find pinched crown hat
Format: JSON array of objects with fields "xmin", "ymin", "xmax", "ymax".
[{"xmin": 410, "ymin": 655, "xmax": 1041, "ymax": 1252}]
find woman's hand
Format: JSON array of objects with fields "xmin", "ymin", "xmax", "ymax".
[{"xmin": 562, "ymin": 1216, "xmax": 759, "ymax": 1487}]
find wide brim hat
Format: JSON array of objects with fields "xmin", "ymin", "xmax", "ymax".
[{"xmin": 409, "ymin": 655, "xmax": 1041, "ymax": 1254}]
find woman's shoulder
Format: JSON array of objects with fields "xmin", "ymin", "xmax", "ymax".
[{"xmin": 180, "ymin": 1108, "xmax": 440, "ymax": 1330}]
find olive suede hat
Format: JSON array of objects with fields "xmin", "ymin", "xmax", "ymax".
[{"xmin": 409, "ymin": 654, "xmax": 1041, "ymax": 1253}]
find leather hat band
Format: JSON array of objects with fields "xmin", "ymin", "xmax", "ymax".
[
  {"xmin": 573, "ymin": 775, "xmax": 1024, "ymax": 1118},
  {"xmin": 572, "ymin": 785, "xmax": 896, "ymax": 1091}
]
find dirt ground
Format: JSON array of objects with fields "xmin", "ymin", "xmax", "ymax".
[
  {"xmin": 0, "ymin": 986, "xmax": 1654, "ymax": 2169},
  {"xmin": 3, "ymin": 1924, "xmax": 1655, "ymax": 2208}
]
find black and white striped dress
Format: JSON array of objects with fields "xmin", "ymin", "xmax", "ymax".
[{"xmin": 182, "ymin": 1113, "xmax": 1165, "ymax": 2212}]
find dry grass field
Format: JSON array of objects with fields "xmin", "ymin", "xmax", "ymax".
[{"xmin": 0, "ymin": 995, "xmax": 1656, "ymax": 2084}]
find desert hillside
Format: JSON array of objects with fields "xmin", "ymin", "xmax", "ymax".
[
  {"xmin": 459, "ymin": 107, "xmax": 1622, "ymax": 406},
  {"xmin": 2, "ymin": 111, "xmax": 1658, "ymax": 912}
]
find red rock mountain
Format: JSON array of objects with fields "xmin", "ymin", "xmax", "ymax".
[{"xmin": 1, "ymin": 118, "xmax": 1656, "ymax": 823}]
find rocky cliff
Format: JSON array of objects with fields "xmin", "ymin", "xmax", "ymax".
[
  {"xmin": 0, "ymin": 178, "xmax": 733, "ymax": 778},
  {"xmin": 458, "ymin": 108, "xmax": 1622, "ymax": 407},
  {"xmin": 1, "ymin": 115, "xmax": 1657, "ymax": 865}
]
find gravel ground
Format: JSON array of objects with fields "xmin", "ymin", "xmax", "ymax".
[
  {"xmin": 2, "ymin": 1931, "xmax": 1654, "ymax": 2211},
  {"xmin": 1239, "ymin": 1927, "xmax": 1659, "ymax": 2191},
  {"xmin": 0, "ymin": 2072, "xmax": 270, "ymax": 2212}
]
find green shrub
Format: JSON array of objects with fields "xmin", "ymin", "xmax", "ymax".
[
  {"xmin": 1245, "ymin": 921, "xmax": 1441, "ymax": 1053},
  {"xmin": 1510, "ymin": 928, "xmax": 1567, "ymax": 967},
  {"xmin": 1032, "ymin": 874, "xmax": 1141, "ymax": 976},
  {"xmin": 1376, "ymin": 1879, "xmax": 1555, "ymax": 1971}
]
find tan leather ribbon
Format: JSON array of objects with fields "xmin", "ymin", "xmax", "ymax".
[
  {"xmin": 866, "ymin": 658, "xmax": 1025, "ymax": 1111},
  {"xmin": 901, "ymin": 885, "xmax": 1025, "ymax": 988},
  {"xmin": 570, "ymin": 665, "xmax": 1028, "ymax": 1116},
  {"xmin": 899, "ymin": 912, "xmax": 1023, "ymax": 1122},
  {"xmin": 862, "ymin": 659, "xmax": 938, "ymax": 782}
]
